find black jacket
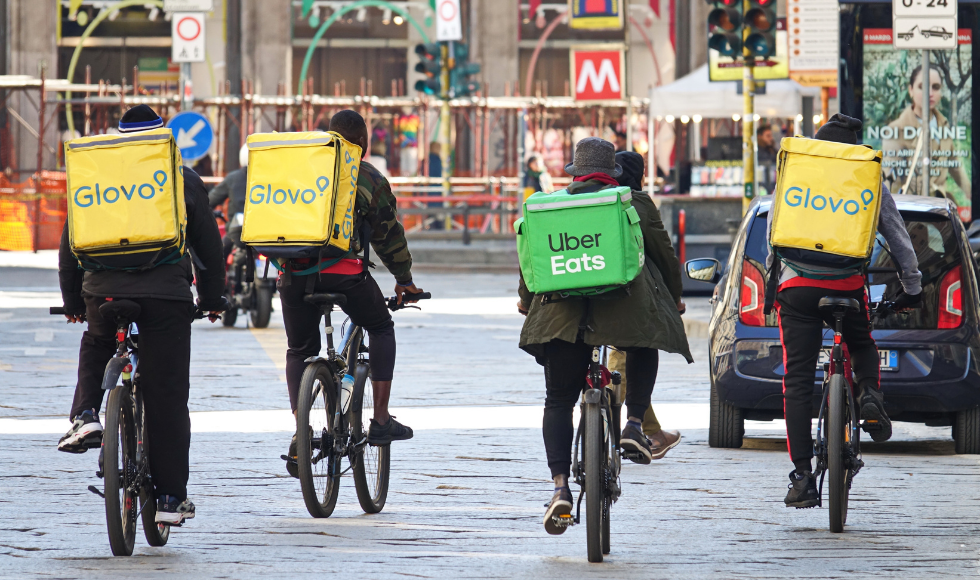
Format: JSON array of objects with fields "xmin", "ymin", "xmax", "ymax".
[
  {"xmin": 59, "ymin": 167, "xmax": 226, "ymax": 313},
  {"xmin": 208, "ymin": 167, "xmax": 247, "ymax": 216}
]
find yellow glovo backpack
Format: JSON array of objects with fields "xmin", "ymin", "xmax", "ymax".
[
  {"xmin": 241, "ymin": 131, "xmax": 362, "ymax": 274},
  {"xmin": 764, "ymin": 136, "xmax": 884, "ymax": 311},
  {"xmin": 65, "ymin": 128, "xmax": 186, "ymax": 271}
]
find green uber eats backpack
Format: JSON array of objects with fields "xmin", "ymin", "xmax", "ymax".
[{"xmin": 515, "ymin": 186, "xmax": 644, "ymax": 297}]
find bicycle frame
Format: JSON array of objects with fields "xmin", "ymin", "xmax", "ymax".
[
  {"xmin": 813, "ymin": 313, "xmax": 864, "ymax": 506},
  {"xmin": 569, "ymin": 346, "xmax": 622, "ymax": 524}
]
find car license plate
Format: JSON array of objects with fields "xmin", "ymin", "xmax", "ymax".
[{"xmin": 817, "ymin": 349, "xmax": 898, "ymax": 371}]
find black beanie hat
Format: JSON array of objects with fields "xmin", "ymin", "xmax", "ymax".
[
  {"xmin": 814, "ymin": 113, "xmax": 862, "ymax": 145},
  {"xmin": 119, "ymin": 104, "xmax": 164, "ymax": 133},
  {"xmin": 615, "ymin": 151, "xmax": 645, "ymax": 191}
]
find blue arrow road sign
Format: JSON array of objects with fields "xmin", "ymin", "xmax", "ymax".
[{"xmin": 166, "ymin": 111, "xmax": 213, "ymax": 163}]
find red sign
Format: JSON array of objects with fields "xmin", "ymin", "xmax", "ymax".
[{"xmin": 571, "ymin": 49, "xmax": 625, "ymax": 101}]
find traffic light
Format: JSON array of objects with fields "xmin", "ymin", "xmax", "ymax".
[
  {"xmin": 449, "ymin": 43, "xmax": 481, "ymax": 98},
  {"xmin": 744, "ymin": 0, "xmax": 776, "ymax": 59},
  {"xmin": 706, "ymin": 0, "xmax": 743, "ymax": 59},
  {"xmin": 414, "ymin": 43, "xmax": 443, "ymax": 96}
]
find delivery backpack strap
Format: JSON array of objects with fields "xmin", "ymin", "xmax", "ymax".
[{"xmin": 764, "ymin": 252, "xmax": 780, "ymax": 316}]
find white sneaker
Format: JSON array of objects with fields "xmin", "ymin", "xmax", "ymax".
[
  {"xmin": 155, "ymin": 495, "xmax": 195, "ymax": 525},
  {"xmin": 57, "ymin": 411, "xmax": 103, "ymax": 453}
]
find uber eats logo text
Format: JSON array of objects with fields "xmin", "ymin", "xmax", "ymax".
[
  {"xmin": 74, "ymin": 170, "xmax": 168, "ymax": 207},
  {"xmin": 249, "ymin": 176, "xmax": 331, "ymax": 205},
  {"xmin": 548, "ymin": 232, "xmax": 606, "ymax": 275},
  {"xmin": 783, "ymin": 187, "xmax": 875, "ymax": 215}
]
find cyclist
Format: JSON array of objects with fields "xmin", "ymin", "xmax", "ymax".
[
  {"xmin": 281, "ymin": 110, "xmax": 422, "ymax": 475},
  {"xmin": 208, "ymin": 144, "xmax": 249, "ymax": 260},
  {"xmin": 768, "ymin": 114, "xmax": 922, "ymax": 509},
  {"xmin": 607, "ymin": 150, "xmax": 684, "ymax": 459},
  {"xmin": 56, "ymin": 104, "xmax": 227, "ymax": 524},
  {"xmin": 517, "ymin": 137, "xmax": 693, "ymax": 534}
]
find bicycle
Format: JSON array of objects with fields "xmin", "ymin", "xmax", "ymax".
[
  {"xmin": 812, "ymin": 297, "xmax": 910, "ymax": 533},
  {"xmin": 288, "ymin": 291, "xmax": 431, "ymax": 518},
  {"xmin": 549, "ymin": 345, "xmax": 626, "ymax": 563},
  {"xmin": 214, "ymin": 210, "xmax": 276, "ymax": 328},
  {"xmin": 52, "ymin": 301, "xmax": 220, "ymax": 556}
]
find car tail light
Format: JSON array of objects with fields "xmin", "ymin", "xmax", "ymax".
[
  {"xmin": 938, "ymin": 266, "xmax": 963, "ymax": 329},
  {"xmin": 740, "ymin": 259, "xmax": 766, "ymax": 326}
]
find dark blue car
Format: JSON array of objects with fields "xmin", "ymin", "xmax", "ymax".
[{"xmin": 686, "ymin": 195, "xmax": 980, "ymax": 454}]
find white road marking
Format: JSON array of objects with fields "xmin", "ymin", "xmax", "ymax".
[{"xmin": 34, "ymin": 329, "xmax": 54, "ymax": 342}]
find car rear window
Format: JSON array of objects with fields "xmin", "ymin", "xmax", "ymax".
[{"xmin": 744, "ymin": 211, "xmax": 961, "ymax": 329}]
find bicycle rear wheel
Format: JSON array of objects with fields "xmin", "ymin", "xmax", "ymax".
[
  {"xmin": 137, "ymin": 393, "xmax": 170, "ymax": 547},
  {"xmin": 583, "ymin": 401, "xmax": 604, "ymax": 563},
  {"xmin": 828, "ymin": 374, "xmax": 848, "ymax": 533},
  {"xmin": 297, "ymin": 363, "xmax": 341, "ymax": 518},
  {"xmin": 351, "ymin": 364, "xmax": 390, "ymax": 514},
  {"xmin": 103, "ymin": 386, "xmax": 138, "ymax": 556}
]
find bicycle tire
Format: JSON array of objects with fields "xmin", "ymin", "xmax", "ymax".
[
  {"xmin": 351, "ymin": 364, "xmax": 390, "ymax": 514},
  {"xmin": 103, "ymin": 386, "xmax": 137, "ymax": 556},
  {"xmin": 296, "ymin": 363, "xmax": 341, "ymax": 518},
  {"xmin": 137, "ymin": 393, "xmax": 170, "ymax": 547},
  {"xmin": 221, "ymin": 303, "xmax": 238, "ymax": 327},
  {"xmin": 828, "ymin": 374, "xmax": 847, "ymax": 533},
  {"xmin": 584, "ymin": 401, "xmax": 604, "ymax": 563},
  {"xmin": 250, "ymin": 285, "xmax": 273, "ymax": 328}
]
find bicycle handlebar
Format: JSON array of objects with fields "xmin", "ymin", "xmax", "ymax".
[
  {"xmin": 50, "ymin": 306, "xmax": 65, "ymax": 315},
  {"xmin": 871, "ymin": 300, "xmax": 923, "ymax": 321},
  {"xmin": 386, "ymin": 291, "xmax": 431, "ymax": 311}
]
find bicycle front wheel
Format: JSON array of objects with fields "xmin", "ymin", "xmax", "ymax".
[
  {"xmin": 828, "ymin": 374, "xmax": 848, "ymax": 533},
  {"xmin": 351, "ymin": 363, "xmax": 390, "ymax": 514},
  {"xmin": 103, "ymin": 386, "xmax": 138, "ymax": 556},
  {"xmin": 296, "ymin": 363, "xmax": 341, "ymax": 518},
  {"xmin": 583, "ymin": 402, "xmax": 604, "ymax": 563}
]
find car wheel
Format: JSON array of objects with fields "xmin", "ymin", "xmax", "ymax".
[
  {"xmin": 954, "ymin": 407, "xmax": 980, "ymax": 454},
  {"xmin": 709, "ymin": 378, "xmax": 744, "ymax": 448}
]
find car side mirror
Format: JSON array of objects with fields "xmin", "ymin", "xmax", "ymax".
[{"xmin": 685, "ymin": 258, "xmax": 722, "ymax": 284}]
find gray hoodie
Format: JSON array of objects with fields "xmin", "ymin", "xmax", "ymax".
[{"xmin": 765, "ymin": 184, "xmax": 922, "ymax": 295}]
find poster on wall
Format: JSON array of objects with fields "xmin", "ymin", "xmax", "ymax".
[{"xmin": 862, "ymin": 28, "xmax": 972, "ymax": 222}]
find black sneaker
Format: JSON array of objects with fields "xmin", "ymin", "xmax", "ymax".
[
  {"xmin": 860, "ymin": 388, "xmax": 892, "ymax": 442},
  {"xmin": 784, "ymin": 470, "xmax": 819, "ymax": 508},
  {"xmin": 155, "ymin": 495, "xmax": 195, "ymax": 525},
  {"xmin": 367, "ymin": 416, "xmax": 413, "ymax": 445},
  {"xmin": 620, "ymin": 422, "xmax": 653, "ymax": 464},
  {"xmin": 58, "ymin": 410, "xmax": 103, "ymax": 453},
  {"xmin": 283, "ymin": 433, "xmax": 299, "ymax": 478},
  {"xmin": 543, "ymin": 486, "xmax": 574, "ymax": 535}
]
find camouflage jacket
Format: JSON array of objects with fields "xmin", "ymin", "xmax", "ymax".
[{"xmin": 352, "ymin": 161, "xmax": 413, "ymax": 283}]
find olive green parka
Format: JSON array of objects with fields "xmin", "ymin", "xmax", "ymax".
[{"xmin": 518, "ymin": 179, "xmax": 693, "ymax": 363}]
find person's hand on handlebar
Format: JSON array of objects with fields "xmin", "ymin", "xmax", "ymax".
[
  {"xmin": 517, "ymin": 299, "xmax": 528, "ymax": 316},
  {"xmin": 65, "ymin": 313, "xmax": 85, "ymax": 324},
  {"xmin": 198, "ymin": 297, "xmax": 230, "ymax": 322},
  {"xmin": 394, "ymin": 281, "xmax": 423, "ymax": 305},
  {"xmin": 891, "ymin": 290, "xmax": 922, "ymax": 313}
]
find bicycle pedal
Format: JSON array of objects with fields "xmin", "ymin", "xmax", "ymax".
[
  {"xmin": 87, "ymin": 485, "xmax": 105, "ymax": 498},
  {"xmin": 552, "ymin": 514, "xmax": 575, "ymax": 528},
  {"xmin": 280, "ymin": 454, "xmax": 297, "ymax": 464}
]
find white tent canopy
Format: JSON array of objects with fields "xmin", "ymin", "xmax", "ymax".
[{"xmin": 651, "ymin": 64, "xmax": 822, "ymax": 119}]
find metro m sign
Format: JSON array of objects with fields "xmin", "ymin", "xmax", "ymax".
[{"xmin": 571, "ymin": 48, "xmax": 625, "ymax": 101}]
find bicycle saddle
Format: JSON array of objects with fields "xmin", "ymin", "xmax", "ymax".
[
  {"xmin": 99, "ymin": 300, "xmax": 141, "ymax": 326},
  {"xmin": 304, "ymin": 293, "xmax": 347, "ymax": 308},
  {"xmin": 818, "ymin": 297, "xmax": 861, "ymax": 314}
]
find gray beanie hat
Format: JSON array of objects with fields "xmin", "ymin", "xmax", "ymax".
[{"xmin": 564, "ymin": 137, "xmax": 623, "ymax": 178}]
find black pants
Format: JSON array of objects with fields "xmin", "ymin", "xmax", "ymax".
[
  {"xmin": 278, "ymin": 271, "xmax": 395, "ymax": 412},
  {"xmin": 541, "ymin": 339, "xmax": 659, "ymax": 479},
  {"xmin": 71, "ymin": 296, "xmax": 195, "ymax": 500},
  {"xmin": 776, "ymin": 286, "xmax": 879, "ymax": 468}
]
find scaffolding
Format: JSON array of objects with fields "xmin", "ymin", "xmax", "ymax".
[{"xmin": 0, "ymin": 73, "xmax": 653, "ymax": 249}]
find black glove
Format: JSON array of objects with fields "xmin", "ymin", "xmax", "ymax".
[{"xmin": 891, "ymin": 290, "xmax": 922, "ymax": 311}]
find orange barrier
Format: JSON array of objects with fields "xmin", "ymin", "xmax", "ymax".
[{"xmin": 0, "ymin": 171, "xmax": 67, "ymax": 252}]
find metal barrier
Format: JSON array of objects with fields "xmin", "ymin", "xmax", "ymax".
[{"xmin": 0, "ymin": 171, "xmax": 67, "ymax": 252}]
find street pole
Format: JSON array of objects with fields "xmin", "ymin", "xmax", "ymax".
[
  {"xmin": 921, "ymin": 49, "xmax": 931, "ymax": 196},
  {"xmin": 181, "ymin": 62, "xmax": 193, "ymax": 111},
  {"xmin": 742, "ymin": 64, "xmax": 755, "ymax": 215},
  {"xmin": 440, "ymin": 42, "xmax": 452, "ymax": 230}
]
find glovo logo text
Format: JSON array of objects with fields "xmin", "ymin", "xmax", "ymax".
[
  {"xmin": 74, "ymin": 170, "xmax": 168, "ymax": 208},
  {"xmin": 783, "ymin": 187, "xmax": 875, "ymax": 216},
  {"xmin": 250, "ymin": 176, "xmax": 330, "ymax": 205}
]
